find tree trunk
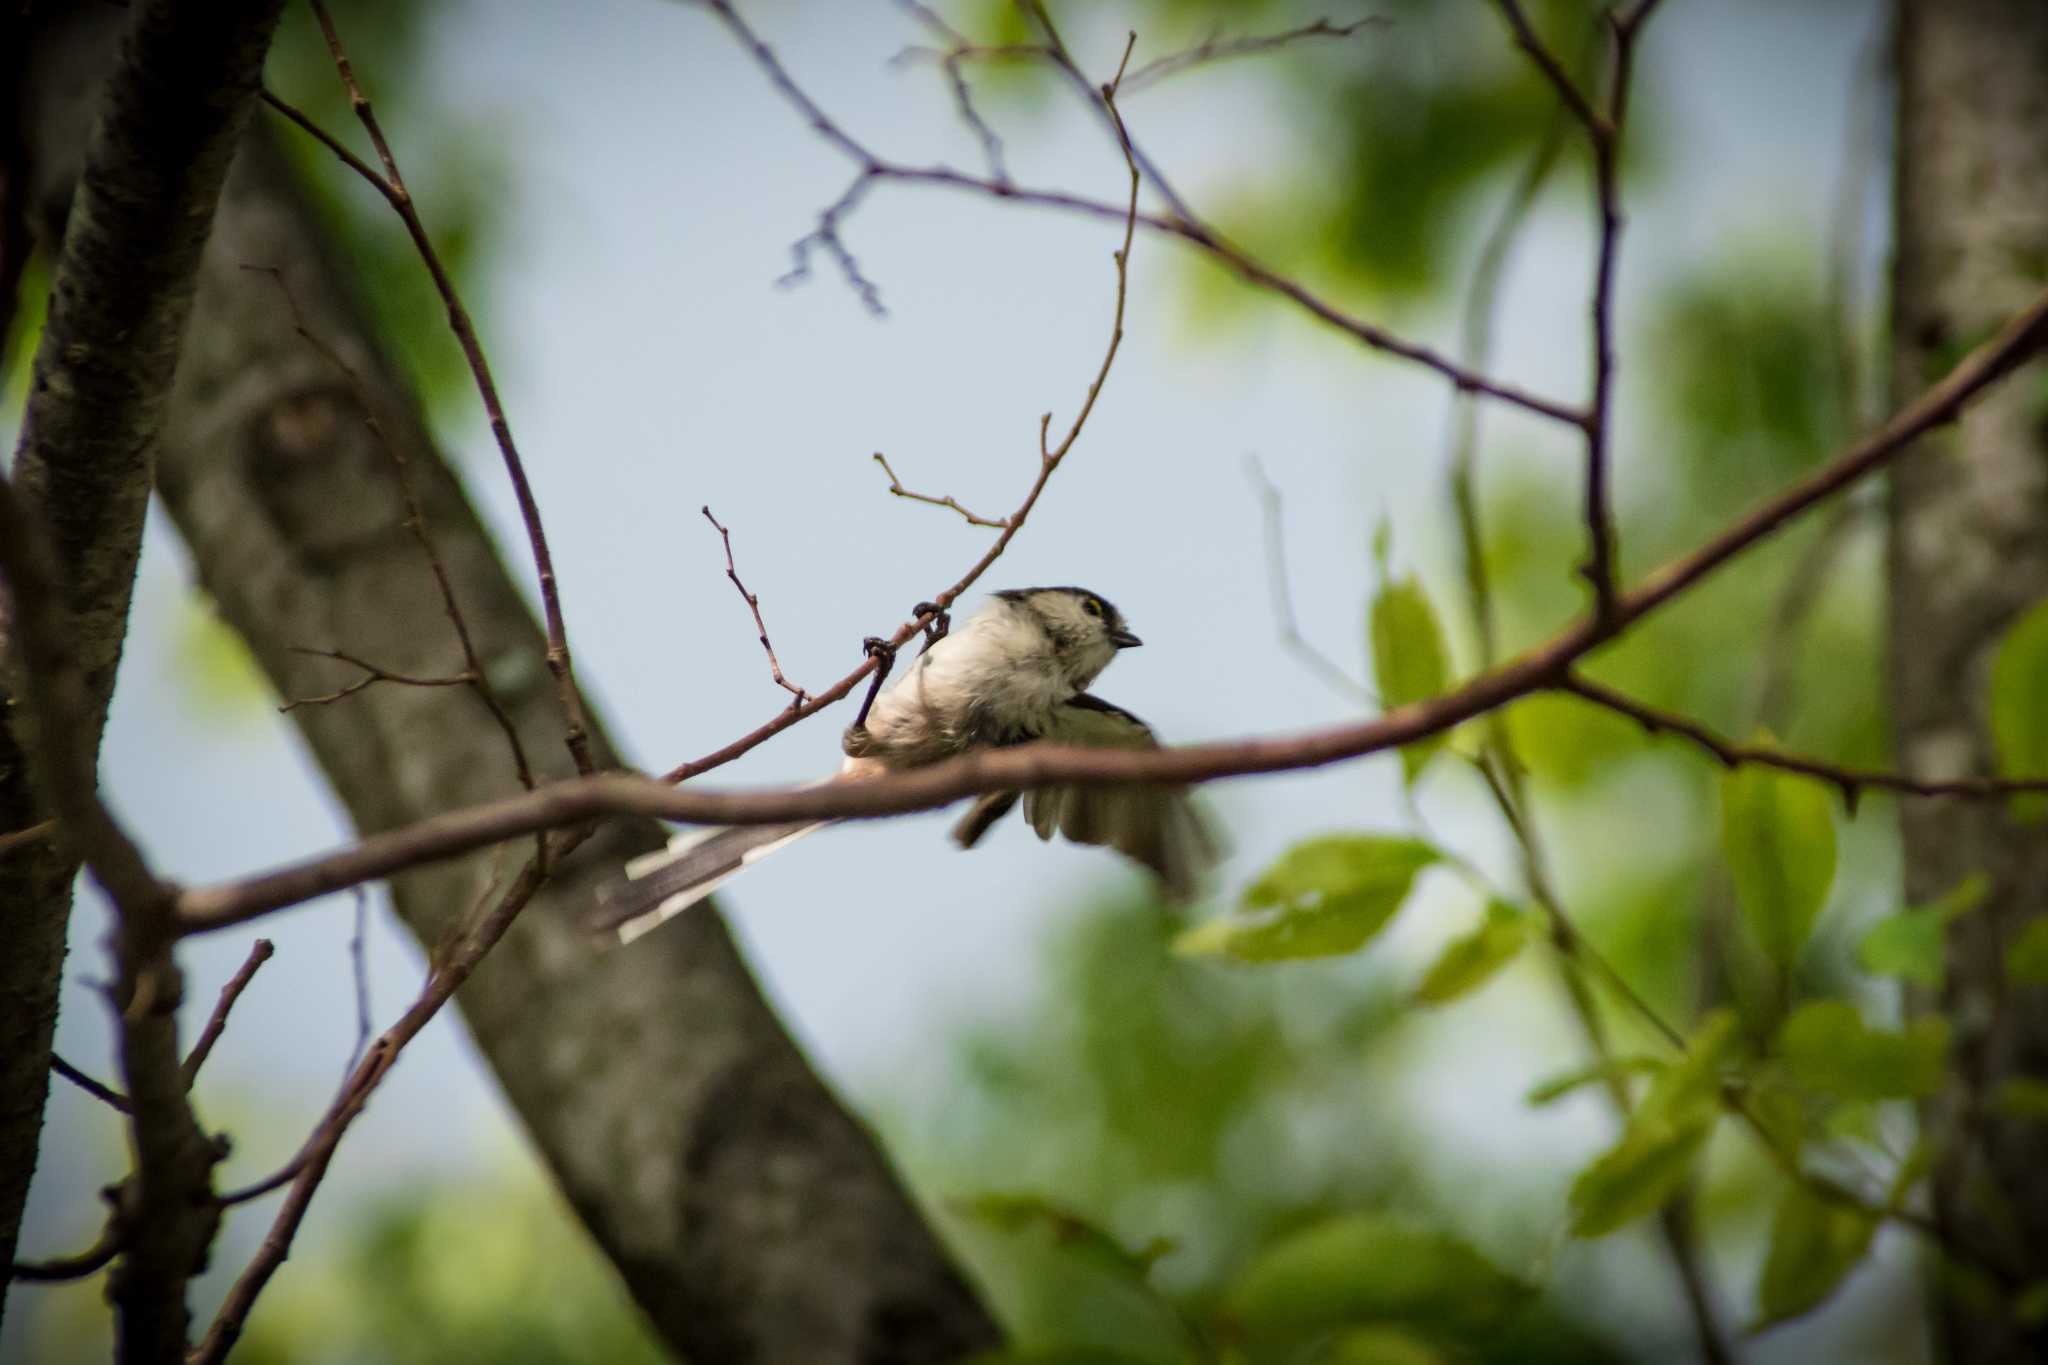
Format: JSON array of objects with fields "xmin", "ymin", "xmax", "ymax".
[
  {"xmin": 135, "ymin": 120, "xmax": 999, "ymax": 1362},
  {"xmin": 2, "ymin": 1, "xmax": 281, "ymax": 1338},
  {"xmin": 1889, "ymin": 3, "xmax": 2048, "ymax": 1361}
]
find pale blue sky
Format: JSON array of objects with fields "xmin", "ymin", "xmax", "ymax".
[{"xmin": 7, "ymin": 2, "xmax": 1902, "ymax": 1360}]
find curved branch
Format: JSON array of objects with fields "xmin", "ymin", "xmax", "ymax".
[
  {"xmin": 174, "ymin": 274, "xmax": 2048, "ymax": 934},
  {"xmin": 698, "ymin": 0, "xmax": 1583, "ymax": 427},
  {"xmin": 1556, "ymin": 675, "xmax": 2046, "ymax": 807}
]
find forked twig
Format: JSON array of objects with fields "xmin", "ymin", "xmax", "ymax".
[
  {"xmin": 180, "ymin": 938, "xmax": 275, "ymax": 1088},
  {"xmin": 658, "ymin": 19, "xmax": 1149, "ymax": 786},
  {"xmin": 279, "ymin": 647, "xmax": 474, "ymax": 714},
  {"xmin": 240, "ymin": 264, "xmax": 537, "ymax": 793},
  {"xmin": 702, "ymin": 506, "xmax": 808, "ymax": 705},
  {"xmin": 262, "ymin": 0, "xmax": 594, "ymax": 774},
  {"xmin": 873, "ymin": 452, "xmax": 1012, "ymax": 529}
]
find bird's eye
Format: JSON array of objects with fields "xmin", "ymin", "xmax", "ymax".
[{"xmin": 1081, "ymin": 597, "xmax": 1103, "ymax": 618}]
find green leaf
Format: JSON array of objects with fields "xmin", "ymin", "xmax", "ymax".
[
  {"xmin": 953, "ymin": 1194, "xmax": 1171, "ymax": 1279},
  {"xmin": 2006, "ymin": 917, "xmax": 2048, "ymax": 986},
  {"xmin": 1753, "ymin": 1184, "xmax": 1877, "ymax": 1328},
  {"xmin": 1177, "ymin": 836, "xmax": 1440, "ymax": 962},
  {"xmin": 1720, "ymin": 751, "xmax": 1838, "ymax": 967},
  {"xmin": 1778, "ymin": 1001, "xmax": 1950, "ymax": 1101},
  {"xmin": 1887, "ymin": 1136, "xmax": 1936, "ymax": 1209},
  {"xmin": 1223, "ymin": 1213, "xmax": 1532, "ymax": 1342},
  {"xmin": 1992, "ymin": 1077, "xmax": 2048, "ymax": 1122},
  {"xmin": 1370, "ymin": 576, "xmax": 1451, "ymax": 785},
  {"xmin": 2015, "ymin": 1281, "xmax": 2048, "ymax": 1328},
  {"xmin": 1857, "ymin": 876, "xmax": 1987, "ymax": 990},
  {"xmin": 1525, "ymin": 1056, "xmax": 1666, "ymax": 1107},
  {"xmin": 1321, "ymin": 1327, "xmax": 1456, "ymax": 1365},
  {"xmin": 1413, "ymin": 901, "xmax": 1529, "ymax": 1005},
  {"xmin": 961, "ymin": 1353, "xmax": 1160, "ymax": 1365},
  {"xmin": 1991, "ymin": 597, "xmax": 2048, "ymax": 820},
  {"xmin": 1568, "ymin": 1117, "xmax": 1714, "ymax": 1238},
  {"xmin": 1568, "ymin": 1012, "xmax": 1740, "ymax": 1237}
]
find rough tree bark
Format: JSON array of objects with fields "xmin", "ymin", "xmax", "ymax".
[
  {"xmin": 1, "ymin": 1, "xmax": 283, "ymax": 1340},
  {"xmin": 1889, "ymin": 3, "xmax": 2048, "ymax": 1361},
  {"xmin": 133, "ymin": 119, "xmax": 998, "ymax": 1362}
]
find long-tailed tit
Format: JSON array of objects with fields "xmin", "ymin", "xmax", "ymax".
[{"xmin": 589, "ymin": 587, "xmax": 1215, "ymax": 943}]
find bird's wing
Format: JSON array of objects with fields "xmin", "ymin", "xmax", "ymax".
[{"xmin": 1015, "ymin": 693, "xmax": 1218, "ymax": 901}]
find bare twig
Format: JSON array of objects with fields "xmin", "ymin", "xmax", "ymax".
[
  {"xmin": 654, "ymin": 15, "xmax": 1148, "ymax": 786},
  {"xmin": 1018, "ymin": 0, "xmax": 1201, "ymax": 228},
  {"xmin": 9, "ymin": 1221, "xmax": 123, "ymax": 1283},
  {"xmin": 264, "ymin": 0, "xmax": 595, "ymax": 775},
  {"xmin": 1440, "ymin": 48, "xmax": 1735, "ymax": 1357},
  {"xmin": 1245, "ymin": 457, "xmax": 1372, "ymax": 701},
  {"xmin": 50, "ymin": 1053, "xmax": 130, "ymax": 1113},
  {"xmin": 1493, "ymin": 0, "xmax": 1664, "ymax": 626},
  {"xmin": 698, "ymin": 0, "xmax": 1582, "ymax": 427},
  {"xmin": 1557, "ymin": 672, "xmax": 2047, "ymax": 810},
  {"xmin": 1446, "ymin": 32, "xmax": 1581, "ymax": 670},
  {"xmin": 0, "ymin": 817, "xmax": 58, "ymax": 856},
  {"xmin": 873, "ymin": 452, "xmax": 1012, "ymax": 528},
  {"xmin": 240, "ymin": 264, "xmax": 538, "ymax": 792},
  {"xmin": 191, "ymin": 834, "xmax": 573, "ymax": 1363},
  {"xmin": 180, "ymin": 939, "xmax": 274, "ymax": 1088},
  {"xmin": 702, "ymin": 506, "xmax": 808, "ymax": 705},
  {"xmin": 1493, "ymin": 1, "xmax": 1604, "ymax": 132},
  {"xmin": 167, "ymin": 277, "xmax": 2048, "ymax": 935},
  {"xmin": 1120, "ymin": 14, "xmax": 1388, "ymax": 94},
  {"xmin": 344, "ymin": 887, "xmax": 372, "ymax": 1076},
  {"xmin": 278, "ymin": 647, "xmax": 474, "ymax": 714},
  {"xmin": 893, "ymin": 0, "xmax": 1011, "ymax": 182}
]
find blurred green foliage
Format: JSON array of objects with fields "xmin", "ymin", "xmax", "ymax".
[
  {"xmin": 225, "ymin": 1177, "xmax": 669, "ymax": 1365},
  {"xmin": 17, "ymin": 0, "xmax": 2016, "ymax": 1360}
]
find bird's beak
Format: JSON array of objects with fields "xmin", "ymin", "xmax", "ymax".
[{"xmin": 1109, "ymin": 628, "xmax": 1143, "ymax": 649}]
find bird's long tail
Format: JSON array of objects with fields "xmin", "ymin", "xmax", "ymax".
[{"xmin": 589, "ymin": 819, "xmax": 834, "ymax": 944}]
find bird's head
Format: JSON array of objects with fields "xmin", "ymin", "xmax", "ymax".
[{"xmin": 1000, "ymin": 586, "xmax": 1142, "ymax": 688}]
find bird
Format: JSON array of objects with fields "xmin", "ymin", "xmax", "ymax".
[{"xmin": 588, "ymin": 586, "xmax": 1215, "ymax": 944}]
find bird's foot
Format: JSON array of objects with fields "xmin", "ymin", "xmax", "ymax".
[{"xmin": 911, "ymin": 601, "xmax": 951, "ymax": 651}]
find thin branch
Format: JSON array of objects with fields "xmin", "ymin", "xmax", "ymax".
[
  {"xmin": 702, "ymin": 506, "xmax": 808, "ymax": 705},
  {"xmin": 240, "ymin": 264, "xmax": 538, "ymax": 792},
  {"xmin": 1493, "ymin": 1, "xmax": 1604, "ymax": 134},
  {"xmin": 892, "ymin": 1, "xmax": 1011, "ymax": 183},
  {"xmin": 267, "ymin": 0, "xmax": 595, "ymax": 775},
  {"xmin": 191, "ymin": 832, "xmax": 573, "ymax": 1363},
  {"xmin": 873, "ymin": 452, "xmax": 1012, "ymax": 528},
  {"xmin": 168, "ymin": 277, "xmax": 2048, "ymax": 934},
  {"xmin": 1556, "ymin": 673, "xmax": 2048, "ymax": 810},
  {"xmin": 1120, "ymin": 15, "xmax": 1389, "ymax": 94},
  {"xmin": 51, "ymin": 1053, "xmax": 130, "ymax": 1114},
  {"xmin": 9, "ymin": 1222, "xmax": 123, "ymax": 1283},
  {"xmin": 653, "ymin": 16, "xmax": 1147, "ymax": 786},
  {"xmin": 1471, "ymin": 756, "xmax": 1737, "ymax": 1365},
  {"xmin": 0, "ymin": 817, "xmax": 58, "ymax": 856},
  {"xmin": 1018, "ymin": 1, "xmax": 1200, "ymax": 228},
  {"xmin": 344, "ymin": 887, "xmax": 372, "ymax": 1077},
  {"xmin": 1245, "ymin": 456, "xmax": 1372, "ymax": 702},
  {"xmin": 1447, "ymin": 33, "xmax": 1581, "ymax": 671},
  {"xmin": 277, "ymin": 647, "xmax": 474, "ymax": 714},
  {"xmin": 698, "ymin": 0, "xmax": 1583, "ymax": 428},
  {"xmin": 180, "ymin": 939, "xmax": 274, "ymax": 1088},
  {"xmin": 1493, "ymin": 0, "xmax": 1663, "ymax": 626},
  {"xmin": 1441, "ymin": 52, "xmax": 1734, "ymax": 1357}
]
